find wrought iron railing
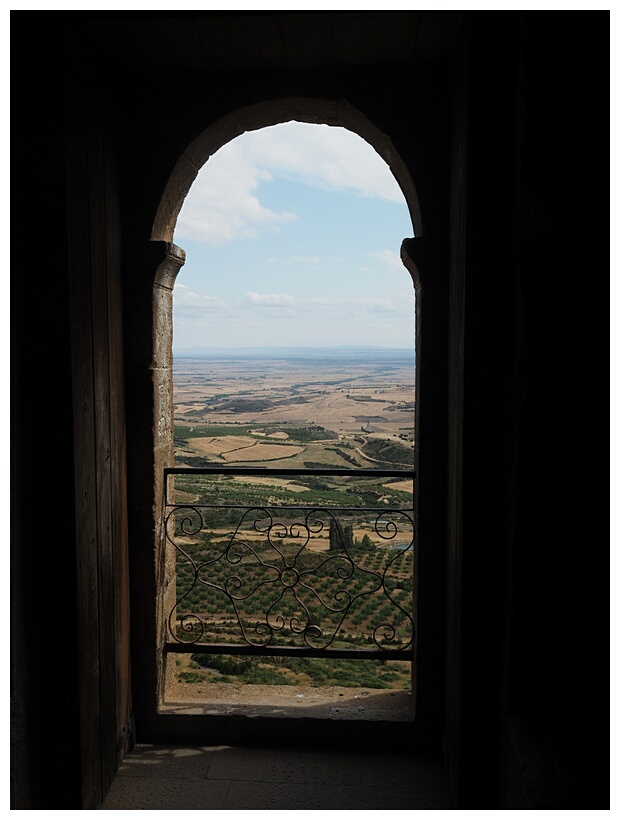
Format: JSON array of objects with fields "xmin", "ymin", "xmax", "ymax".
[{"xmin": 163, "ymin": 467, "xmax": 415, "ymax": 661}]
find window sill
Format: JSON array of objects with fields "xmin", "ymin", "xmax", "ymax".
[{"xmin": 160, "ymin": 683, "xmax": 415, "ymax": 722}]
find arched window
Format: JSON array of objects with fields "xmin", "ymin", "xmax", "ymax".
[
  {"xmin": 165, "ymin": 121, "xmax": 417, "ymax": 708},
  {"xmin": 127, "ymin": 100, "xmax": 424, "ymax": 740}
]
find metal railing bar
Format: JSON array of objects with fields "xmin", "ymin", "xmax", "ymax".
[
  {"xmin": 165, "ymin": 466, "xmax": 415, "ymax": 478},
  {"xmin": 165, "ymin": 503, "xmax": 413, "ymax": 512},
  {"xmin": 164, "ymin": 641, "xmax": 413, "ymax": 661}
]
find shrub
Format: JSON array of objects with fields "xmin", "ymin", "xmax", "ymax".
[
  {"xmin": 191, "ymin": 652, "xmax": 252, "ymax": 675},
  {"xmin": 178, "ymin": 671, "xmax": 204, "ymax": 683},
  {"xmin": 241, "ymin": 667, "xmax": 291, "ymax": 685}
]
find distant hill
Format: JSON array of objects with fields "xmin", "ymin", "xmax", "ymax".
[{"xmin": 173, "ymin": 346, "xmax": 415, "ymax": 362}]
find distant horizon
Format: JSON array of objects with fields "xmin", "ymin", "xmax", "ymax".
[
  {"xmin": 173, "ymin": 344, "xmax": 415, "ymax": 358},
  {"xmin": 174, "ymin": 343, "xmax": 413, "ymax": 349}
]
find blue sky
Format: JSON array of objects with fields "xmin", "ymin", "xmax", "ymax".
[{"xmin": 172, "ymin": 122, "xmax": 415, "ymax": 352}]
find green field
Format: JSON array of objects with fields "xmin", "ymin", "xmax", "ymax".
[{"xmin": 170, "ymin": 403, "xmax": 414, "ymax": 691}]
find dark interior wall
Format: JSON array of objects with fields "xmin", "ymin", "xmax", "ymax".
[
  {"xmin": 11, "ymin": 33, "xmax": 81, "ymax": 807},
  {"xmin": 12, "ymin": 17, "xmax": 133, "ymax": 809},
  {"xmin": 500, "ymin": 14, "xmax": 609, "ymax": 807},
  {"xmin": 453, "ymin": 13, "xmax": 524, "ymax": 806},
  {"xmin": 68, "ymin": 77, "xmax": 134, "ymax": 810},
  {"xmin": 453, "ymin": 12, "xmax": 609, "ymax": 808}
]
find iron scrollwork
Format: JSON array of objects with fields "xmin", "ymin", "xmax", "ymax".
[{"xmin": 166, "ymin": 500, "xmax": 414, "ymax": 655}]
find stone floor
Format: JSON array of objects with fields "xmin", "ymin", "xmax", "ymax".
[{"xmin": 99, "ymin": 743, "xmax": 452, "ymax": 810}]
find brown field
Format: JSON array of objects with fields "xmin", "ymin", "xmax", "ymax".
[
  {"xmin": 178, "ymin": 531, "xmax": 332, "ymax": 552},
  {"xmin": 189, "ymin": 435, "xmax": 257, "ymax": 457},
  {"xmin": 229, "ymin": 476, "xmax": 310, "ymax": 492},
  {"xmin": 173, "ymin": 354, "xmax": 415, "ymax": 471},
  {"xmin": 175, "ymin": 519, "xmax": 409, "ymax": 554},
  {"xmin": 188, "ymin": 436, "xmax": 306, "ymax": 463},
  {"xmin": 174, "ymin": 356, "xmax": 414, "ymax": 435},
  {"xmin": 383, "ymin": 479, "xmax": 415, "ymax": 494},
  {"xmin": 224, "ymin": 443, "xmax": 306, "ymax": 462},
  {"xmin": 221, "ymin": 443, "xmax": 370, "ymax": 469}
]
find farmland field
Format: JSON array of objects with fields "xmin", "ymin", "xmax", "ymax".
[
  {"xmin": 173, "ymin": 348, "xmax": 415, "ymax": 470},
  {"xmin": 168, "ymin": 349, "xmax": 416, "ymax": 696}
]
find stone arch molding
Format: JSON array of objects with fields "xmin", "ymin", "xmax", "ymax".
[{"xmin": 151, "ymin": 97, "xmax": 422, "ymax": 245}]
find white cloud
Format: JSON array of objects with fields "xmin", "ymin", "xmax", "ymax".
[
  {"xmin": 244, "ymin": 291, "xmax": 296, "ymax": 306},
  {"xmin": 239, "ymin": 291, "xmax": 408, "ymax": 318},
  {"xmin": 238, "ymin": 123, "xmax": 403, "ymax": 202},
  {"xmin": 173, "ymin": 288, "xmax": 414, "ymax": 349},
  {"xmin": 174, "ymin": 122, "xmax": 403, "ymax": 245},
  {"xmin": 173, "ymin": 284, "xmax": 225, "ymax": 312},
  {"xmin": 369, "ymin": 299, "xmax": 402, "ymax": 314},
  {"xmin": 175, "ymin": 141, "xmax": 296, "ymax": 244}
]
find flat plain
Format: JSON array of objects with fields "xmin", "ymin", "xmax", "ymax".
[{"xmin": 173, "ymin": 350, "xmax": 415, "ymax": 470}]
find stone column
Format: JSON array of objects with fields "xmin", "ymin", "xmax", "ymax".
[{"xmin": 124, "ymin": 241, "xmax": 185, "ymax": 724}]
